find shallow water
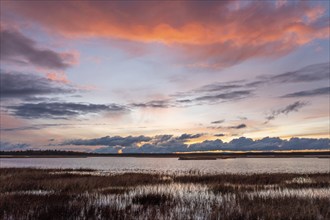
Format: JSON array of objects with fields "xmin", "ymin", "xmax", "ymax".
[{"xmin": 1, "ymin": 157, "xmax": 329, "ymax": 174}]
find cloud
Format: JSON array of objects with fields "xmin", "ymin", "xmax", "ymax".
[
  {"xmin": 0, "ymin": 70, "xmax": 76, "ymax": 100},
  {"xmin": 214, "ymin": 133, "xmax": 225, "ymax": 137},
  {"xmin": 85, "ymin": 135, "xmax": 329, "ymax": 153},
  {"xmin": 211, "ymin": 120, "xmax": 225, "ymax": 124},
  {"xmin": 265, "ymin": 101, "xmax": 307, "ymax": 122},
  {"xmin": 195, "ymin": 90, "xmax": 253, "ymax": 102},
  {"xmin": 8, "ymin": 102, "xmax": 128, "ymax": 119},
  {"xmin": 175, "ymin": 87, "xmax": 254, "ymax": 106},
  {"xmin": 64, "ymin": 135, "xmax": 151, "ymax": 147},
  {"xmin": 176, "ymin": 133, "xmax": 203, "ymax": 140},
  {"xmin": 228, "ymin": 124, "xmax": 247, "ymax": 129},
  {"xmin": 127, "ymin": 62, "xmax": 327, "ymax": 109},
  {"xmin": 268, "ymin": 62, "xmax": 330, "ymax": 83},
  {"xmin": 0, "ymin": 141, "xmax": 30, "ymax": 151},
  {"xmin": 196, "ymin": 82, "xmax": 245, "ymax": 93},
  {"xmin": 281, "ymin": 87, "xmax": 329, "ymax": 98},
  {"xmin": 63, "ymin": 133, "xmax": 203, "ymax": 153},
  {"xmin": 131, "ymin": 100, "xmax": 171, "ymax": 108},
  {"xmin": 4, "ymin": 1, "xmax": 328, "ymax": 68},
  {"xmin": 132, "ymin": 89, "xmax": 253, "ymax": 109},
  {"xmin": 0, "ymin": 123, "xmax": 70, "ymax": 131},
  {"xmin": 0, "ymin": 28, "xmax": 77, "ymax": 70}
]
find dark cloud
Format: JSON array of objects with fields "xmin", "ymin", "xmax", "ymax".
[
  {"xmin": 131, "ymin": 100, "xmax": 170, "ymax": 108},
  {"xmin": 64, "ymin": 135, "xmax": 151, "ymax": 147},
  {"xmin": 214, "ymin": 133, "xmax": 225, "ymax": 137},
  {"xmin": 211, "ymin": 120, "xmax": 225, "ymax": 124},
  {"xmin": 8, "ymin": 102, "xmax": 127, "ymax": 119},
  {"xmin": 188, "ymin": 139, "xmax": 224, "ymax": 152},
  {"xmin": 281, "ymin": 87, "xmax": 329, "ymax": 98},
  {"xmin": 63, "ymin": 133, "xmax": 203, "ymax": 153},
  {"xmin": 176, "ymin": 133, "xmax": 203, "ymax": 140},
  {"xmin": 229, "ymin": 124, "xmax": 247, "ymax": 129},
  {"xmin": 128, "ymin": 62, "xmax": 328, "ymax": 109},
  {"xmin": 87, "ymin": 135, "xmax": 330, "ymax": 153},
  {"xmin": 174, "ymin": 80, "xmax": 257, "ymax": 105},
  {"xmin": 0, "ymin": 70, "xmax": 75, "ymax": 100},
  {"xmin": 227, "ymin": 137, "xmax": 329, "ymax": 151},
  {"xmin": 1, "ymin": 28, "xmax": 76, "ymax": 70},
  {"xmin": 195, "ymin": 82, "xmax": 245, "ymax": 93},
  {"xmin": 0, "ymin": 141, "xmax": 30, "ymax": 151},
  {"xmin": 280, "ymin": 101, "xmax": 306, "ymax": 114},
  {"xmin": 268, "ymin": 63, "xmax": 330, "ymax": 83},
  {"xmin": 152, "ymin": 135, "xmax": 174, "ymax": 144},
  {"xmin": 265, "ymin": 101, "xmax": 307, "ymax": 122},
  {"xmin": 133, "ymin": 90, "xmax": 253, "ymax": 109},
  {"xmin": 0, "ymin": 123, "xmax": 71, "ymax": 131},
  {"xmin": 195, "ymin": 90, "xmax": 253, "ymax": 102}
]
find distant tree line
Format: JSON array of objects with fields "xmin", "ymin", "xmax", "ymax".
[{"xmin": 0, "ymin": 150, "xmax": 98, "ymax": 156}]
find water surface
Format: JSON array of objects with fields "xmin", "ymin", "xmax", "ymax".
[{"xmin": 1, "ymin": 157, "xmax": 329, "ymax": 174}]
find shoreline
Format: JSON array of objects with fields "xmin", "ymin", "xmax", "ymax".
[{"xmin": 1, "ymin": 152, "xmax": 329, "ymax": 159}]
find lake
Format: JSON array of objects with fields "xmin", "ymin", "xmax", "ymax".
[{"xmin": 1, "ymin": 157, "xmax": 329, "ymax": 174}]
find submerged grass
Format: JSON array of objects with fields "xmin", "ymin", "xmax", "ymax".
[{"xmin": 0, "ymin": 168, "xmax": 329, "ymax": 219}]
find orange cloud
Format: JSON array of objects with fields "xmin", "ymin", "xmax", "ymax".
[
  {"xmin": 46, "ymin": 72, "xmax": 69, "ymax": 84},
  {"xmin": 4, "ymin": 1, "xmax": 329, "ymax": 68}
]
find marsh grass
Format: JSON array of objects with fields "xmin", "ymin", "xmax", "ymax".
[{"xmin": 1, "ymin": 168, "xmax": 329, "ymax": 219}]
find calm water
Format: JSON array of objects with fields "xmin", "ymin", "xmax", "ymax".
[{"xmin": 1, "ymin": 157, "xmax": 329, "ymax": 174}]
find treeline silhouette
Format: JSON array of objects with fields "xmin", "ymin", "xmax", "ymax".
[
  {"xmin": 0, "ymin": 150, "xmax": 329, "ymax": 157},
  {"xmin": 0, "ymin": 150, "xmax": 98, "ymax": 156}
]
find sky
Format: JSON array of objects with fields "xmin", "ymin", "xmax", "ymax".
[{"xmin": 0, "ymin": 0, "xmax": 329, "ymax": 153}]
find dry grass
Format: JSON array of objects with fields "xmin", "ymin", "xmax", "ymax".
[{"xmin": 1, "ymin": 168, "xmax": 329, "ymax": 219}]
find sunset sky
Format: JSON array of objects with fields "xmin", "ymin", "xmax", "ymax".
[{"xmin": 1, "ymin": 0, "xmax": 329, "ymax": 153}]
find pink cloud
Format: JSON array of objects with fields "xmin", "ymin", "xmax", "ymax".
[
  {"xmin": 3, "ymin": 1, "xmax": 329, "ymax": 68},
  {"xmin": 46, "ymin": 72, "xmax": 69, "ymax": 84}
]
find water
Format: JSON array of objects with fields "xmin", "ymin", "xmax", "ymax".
[{"xmin": 1, "ymin": 157, "xmax": 329, "ymax": 173}]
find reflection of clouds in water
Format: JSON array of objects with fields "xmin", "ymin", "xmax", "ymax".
[{"xmin": 0, "ymin": 158, "xmax": 329, "ymax": 174}]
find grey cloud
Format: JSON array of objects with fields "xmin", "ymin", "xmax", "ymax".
[
  {"xmin": 1, "ymin": 29, "xmax": 76, "ymax": 70},
  {"xmin": 174, "ymin": 80, "xmax": 257, "ymax": 105},
  {"xmin": 0, "ymin": 70, "xmax": 75, "ymax": 100},
  {"xmin": 195, "ymin": 90, "xmax": 253, "ymax": 102},
  {"xmin": 195, "ymin": 81, "xmax": 245, "ymax": 93},
  {"xmin": 176, "ymin": 62, "xmax": 328, "ymax": 106},
  {"xmin": 8, "ymin": 102, "xmax": 127, "ymax": 119},
  {"xmin": 281, "ymin": 87, "xmax": 329, "ymax": 98},
  {"xmin": 130, "ymin": 63, "xmax": 328, "ymax": 109},
  {"xmin": 188, "ymin": 139, "xmax": 224, "ymax": 152},
  {"xmin": 91, "ymin": 136, "xmax": 329, "ymax": 153},
  {"xmin": 265, "ymin": 101, "xmax": 307, "ymax": 122},
  {"xmin": 0, "ymin": 141, "xmax": 30, "ymax": 151},
  {"xmin": 268, "ymin": 63, "xmax": 329, "ymax": 83},
  {"xmin": 0, "ymin": 123, "xmax": 71, "ymax": 131},
  {"xmin": 152, "ymin": 135, "xmax": 174, "ymax": 144},
  {"xmin": 238, "ymin": 116, "xmax": 248, "ymax": 120},
  {"xmin": 228, "ymin": 124, "xmax": 247, "ymax": 129},
  {"xmin": 65, "ymin": 133, "xmax": 203, "ymax": 153},
  {"xmin": 176, "ymin": 133, "xmax": 203, "ymax": 140},
  {"xmin": 214, "ymin": 133, "xmax": 225, "ymax": 137},
  {"xmin": 280, "ymin": 101, "xmax": 306, "ymax": 114},
  {"xmin": 227, "ymin": 137, "xmax": 329, "ymax": 151},
  {"xmin": 131, "ymin": 100, "xmax": 171, "ymax": 108},
  {"xmin": 64, "ymin": 135, "xmax": 151, "ymax": 147},
  {"xmin": 188, "ymin": 137, "xmax": 329, "ymax": 152},
  {"xmin": 211, "ymin": 120, "xmax": 225, "ymax": 124}
]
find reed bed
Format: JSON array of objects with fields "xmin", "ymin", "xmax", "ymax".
[{"xmin": 1, "ymin": 168, "xmax": 329, "ymax": 219}]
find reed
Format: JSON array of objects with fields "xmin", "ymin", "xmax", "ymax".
[{"xmin": 1, "ymin": 168, "xmax": 329, "ymax": 220}]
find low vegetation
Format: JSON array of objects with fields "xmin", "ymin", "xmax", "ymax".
[{"xmin": 1, "ymin": 168, "xmax": 329, "ymax": 219}]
